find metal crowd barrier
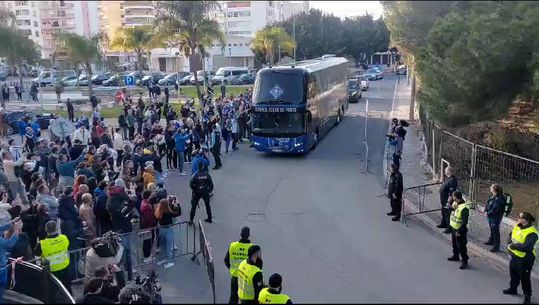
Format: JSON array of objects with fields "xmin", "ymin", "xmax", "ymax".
[{"xmin": 193, "ymin": 220, "xmax": 216, "ymax": 304}]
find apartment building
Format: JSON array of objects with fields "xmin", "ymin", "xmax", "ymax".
[
  {"xmin": 208, "ymin": 1, "xmax": 308, "ymax": 70},
  {"xmin": 0, "ymin": 1, "xmax": 43, "ymax": 57}
]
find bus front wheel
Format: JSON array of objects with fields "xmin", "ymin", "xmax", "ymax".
[{"xmin": 311, "ymin": 131, "xmax": 319, "ymax": 150}]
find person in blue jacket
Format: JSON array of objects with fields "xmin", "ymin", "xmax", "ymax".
[
  {"xmin": 484, "ymin": 183, "xmax": 506, "ymax": 253},
  {"xmin": 0, "ymin": 218, "xmax": 21, "ymax": 303},
  {"xmin": 31, "ymin": 117, "xmax": 41, "ymax": 138},
  {"xmin": 174, "ymin": 127, "xmax": 192, "ymax": 176},
  {"xmin": 17, "ymin": 118, "xmax": 28, "ymax": 142},
  {"xmin": 191, "ymin": 149, "xmax": 210, "ymax": 175}
]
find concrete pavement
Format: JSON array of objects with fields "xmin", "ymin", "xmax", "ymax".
[{"xmin": 158, "ymin": 74, "xmax": 536, "ymax": 303}]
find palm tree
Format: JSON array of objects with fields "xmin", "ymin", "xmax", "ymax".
[
  {"xmin": 251, "ymin": 27, "xmax": 295, "ymax": 66},
  {"xmin": 155, "ymin": 1, "xmax": 225, "ymax": 101},
  {"xmin": 57, "ymin": 32, "xmax": 105, "ymax": 98},
  {"xmin": 110, "ymin": 25, "xmax": 160, "ymax": 74}
]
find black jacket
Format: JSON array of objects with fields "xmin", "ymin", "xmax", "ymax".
[
  {"xmin": 69, "ymin": 145, "xmax": 85, "ymax": 161},
  {"xmin": 76, "ymin": 294, "xmax": 114, "ymax": 304},
  {"xmin": 439, "ymin": 175, "xmax": 458, "ymax": 205},
  {"xmin": 190, "ymin": 170, "xmax": 214, "ymax": 195},
  {"xmin": 58, "ymin": 194, "xmax": 83, "ymax": 248},
  {"xmin": 387, "ymin": 171, "xmax": 403, "ymax": 199},
  {"xmin": 106, "ymin": 186, "xmax": 134, "ymax": 234}
]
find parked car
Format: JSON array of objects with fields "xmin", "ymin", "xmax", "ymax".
[
  {"xmin": 348, "ymin": 78, "xmax": 362, "ymax": 103},
  {"xmin": 396, "ymin": 65, "xmax": 407, "ymax": 75},
  {"xmin": 158, "ymin": 72, "xmax": 190, "ymax": 86},
  {"xmin": 189, "ymin": 70, "xmax": 214, "ymax": 85},
  {"xmin": 231, "ymin": 73, "xmax": 255, "ymax": 85},
  {"xmin": 0, "ymin": 70, "xmax": 7, "ymax": 81},
  {"xmin": 6, "ymin": 111, "xmax": 53, "ymax": 135},
  {"xmin": 358, "ymin": 76, "xmax": 369, "ymax": 91},
  {"xmin": 65, "ymin": 75, "xmax": 88, "ymax": 87},
  {"xmin": 212, "ymin": 66, "xmax": 249, "ymax": 85},
  {"xmin": 363, "ymin": 69, "xmax": 381, "ymax": 81},
  {"xmin": 33, "ymin": 70, "xmax": 77, "ymax": 87},
  {"xmin": 103, "ymin": 74, "xmax": 122, "ymax": 87},
  {"xmin": 60, "ymin": 76, "xmax": 78, "ymax": 86},
  {"xmin": 29, "ymin": 68, "xmax": 40, "ymax": 78},
  {"xmin": 126, "ymin": 71, "xmax": 145, "ymax": 83},
  {"xmin": 137, "ymin": 72, "xmax": 165, "ymax": 87},
  {"xmin": 91, "ymin": 72, "xmax": 113, "ymax": 85},
  {"xmin": 178, "ymin": 73, "xmax": 193, "ymax": 85}
]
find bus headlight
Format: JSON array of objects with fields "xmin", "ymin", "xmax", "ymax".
[
  {"xmin": 253, "ymin": 141, "xmax": 260, "ymax": 146},
  {"xmin": 294, "ymin": 142, "xmax": 302, "ymax": 147}
]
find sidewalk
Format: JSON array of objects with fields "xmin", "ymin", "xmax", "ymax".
[{"xmin": 387, "ymin": 77, "xmax": 539, "ymax": 278}]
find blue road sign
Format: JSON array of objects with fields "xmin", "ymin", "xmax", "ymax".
[{"xmin": 124, "ymin": 75, "xmax": 135, "ymax": 86}]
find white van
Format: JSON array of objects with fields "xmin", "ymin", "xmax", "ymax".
[
  {"xmin": 33, "ymin": 70, "xmax": 76, "ymax": 87},
  {"xmin": 212, "ymin": 66, "xmax": 249, "ymax": 85}
]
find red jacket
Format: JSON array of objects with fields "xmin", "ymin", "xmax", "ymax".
[{"xmin": 140, "ymin": 200, "xmax": 157, "ymax": 229}]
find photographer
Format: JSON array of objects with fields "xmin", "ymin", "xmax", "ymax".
[
  {"xmin": 84, "ymin": 237, "xmax": 124, "ymax": 282},
  {"xmin": 155, "ymin": 197, "xmax": 181, "ymax": 269},
  {"xmin": 77, "ymin": 277, "xmax": 114, "ymax": 304},
  {"xmin": 94, "ymin": 266, "xmax": 123, "ymax": 303},
  {"xmin": 191, "ymin": 149, "xmax": 210, "ymax": 175}
]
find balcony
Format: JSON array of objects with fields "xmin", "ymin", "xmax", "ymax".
[
  {"xmin": 124, "ymin": 1, "xmax": 154, "ymax": 9},
  {"xmin": 40, "ymin": 1, "xmax": 74, "ymax": 9},
  {"xmin": 40, "ymin": 12, "xmax": 75, "ymax": 19}
]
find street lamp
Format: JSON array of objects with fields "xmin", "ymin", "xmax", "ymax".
[{"xmin": 229, "ymin": 47, "xmax": 232, "ymax": 66}]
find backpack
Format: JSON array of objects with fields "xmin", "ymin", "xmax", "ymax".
[{"xmin": 503, "ymin": 192, "xmax": 513, "ymax": 217}]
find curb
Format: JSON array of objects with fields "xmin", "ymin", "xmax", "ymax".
[{"xmin": 402, "ymin": 197, "xmax": 539, "ymax": 280}]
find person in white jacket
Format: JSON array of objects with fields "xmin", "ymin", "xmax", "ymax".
[
  {"xmin": 84, "ymin": 237, "xmax": 124, "ymax": 283},
  {"xmin": 72, "ymin": 124, "xmax": 91, "ymax": 146},
  {"xmin": 113, "ymin": 128, "xmax": 124, "ymax": 168}
]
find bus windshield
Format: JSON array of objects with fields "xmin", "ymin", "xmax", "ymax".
[
  {"xmin": 253, "ymin": 70, "xmax": 304, "ymax": 104},
  {"xmin": 252, "ymin": 112, "xmax": 305, "ymax": 134}
]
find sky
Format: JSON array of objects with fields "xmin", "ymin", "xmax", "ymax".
[{"xmin": 308, "ymin": 1, "xmax": 384, "ymax": 19}]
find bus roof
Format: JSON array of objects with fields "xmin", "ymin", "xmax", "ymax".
[{"xmin": 267, "ymin": 56, "xmax": 348, "ymax": 74}]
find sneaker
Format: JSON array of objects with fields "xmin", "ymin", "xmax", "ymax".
[
  {"xmin": 164, "ymin": 262, "xmax": 175, "ymax": 269},
  {"xmin": 179, "ymin": 172, "xmax": 186, "ymax": 176},
  {"xmin": 143, "ymin": 257, "xmax": 153, "ymax": 264},
  {"xmin": 443, "ymin": 229, "xmax": 452, "ymax": 234},
  {"xmin": 204, "ymin": 218, "xmax": 212, "ymax": 223},
  {"xmin": 436, "ymin": 223, "xmax": 448, "ymax": 229},
  {"xmin": 173, "ymin": 245, "xmax": 178, "ymax": 251},
  {"xmin": 459, "ymin": 262, "xmax": 468, "ymax": 270},
  {"xmin": 447, "ymin": 256, "xmax": 460, "ymax": 262},
  {"xmin": 391, "ymin": 216, "xmax": 400, "ymax": 222},
  {"xmin": 484, "ymin": 241, "xmax": 493, "ymax": 246},
  {"xmin": 157, "ymin": 259, "xmax": 167, "ymax": 266},
  {"xmin": 387, "ymin": 212, "xmax": 396, "ymax": 216},
  {"xmin": 489, "ymin": 247, "xmax": 500, "ymax": 253}
]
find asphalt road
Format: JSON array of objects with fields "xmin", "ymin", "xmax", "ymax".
[{"xmin": 162, "ymin": 74, "xmax": 536, "ymax": 303}]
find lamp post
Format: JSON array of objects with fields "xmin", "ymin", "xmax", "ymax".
[
  {"xmin": 175, "ymin": 51, "xmax": 181, "ymax": 98},
  {"xmin": 229, "ymin": 47, "xmax": 232, "ymax": 66}
]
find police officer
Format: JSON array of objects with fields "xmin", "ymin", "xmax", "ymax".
[
  {"xmin": 503, "ymin": 212, "xmax": 538, "ymax": 304},
  {"xmin": 437, "ymin": 166, "xmax": 458, "ymax": 234},
  {"xmin": 189, "ymin": 161, "xmax": 214, "ymax": 224},
  {"xmin": 258, "ymin": 273, "xmax": 292, "ymax": 304},
  {"xmin": 446, "ymin": 191, "xmax": 470, "ymax": 270},
  {"xmin": 34, "ymin": 220, "xmax": 72, "ymax": 292},
  {"xmin": 225, "ymin": 227, "xmax": 254, "ymax": 304},
  {"xmin": 237, "ymin": 245, "xmax": 264, "ymax": 304},
  {"xmin": 386, "ymin": 163, "xmax": 403, "ymax": 221}
]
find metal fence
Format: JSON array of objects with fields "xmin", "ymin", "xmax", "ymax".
[
  {"xmin": 194, "ymin": 220, "xmax": 216, "ymax": 304},
  {"xmin": 419, "ymin": 118, "xmax": 539, "ymax": 219}
]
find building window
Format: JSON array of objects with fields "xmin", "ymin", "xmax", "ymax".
[
  {"xmin": 34, "ymin": 21, "xmax": 38, "ymax": 27},
  {"xmin": 15, "ymin": 1, "xmax": 28, "ymax": 6},
  {"xmin": 233, "ymin": 43, "xmax": 237, "ymax": 46},
  {"xmin": 60, "ymin": 0, "xmax": 65, "ymax": 7},
  {"xmin": 58, "ymin": 10, "xmax": 65, "ymax": 17},
  {"xmin": 15, "ymin": 9, "xmax": 30, "ymax": 16},
  {"xmin": 35, "ymin": 30, "xmax": 39, "ymax": 37},
  {"xmin": 228, "ymin": 21, "xmax": 251, "ymax": 28},
  {"xmin": 227, "ymin": 11, "xmax": 251, "ymax": 18}
]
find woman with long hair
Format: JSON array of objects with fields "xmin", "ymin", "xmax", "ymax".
[
  {"xmin": 79, "ymin": 193, "xmax": 96, "ymax": 240},
  {"xmin": 154, "ymin": 198, "xmax": 181, "ymax": 269},
  {"xmin": 73, "ymin": 175, "xmax": 88, "ymax": 200},
  {"xmin": 484, "ymin": 183, "xmax": 505, "ymax": 253}
]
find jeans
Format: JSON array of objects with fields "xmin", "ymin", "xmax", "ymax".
[
  {"xmin": 160, "ymin": 227, "xmax": 174, "ymax": 262},
  {"xmin": 177, "ymin": 151, "xmax": 185, "ymax": 173},
  {"xmin": 121, "ymin": 127, "xmax": 128, "ymax": 139},
  {"xmin": 121, "ymin": 234, "xmax": 133, "ymax": 281}
]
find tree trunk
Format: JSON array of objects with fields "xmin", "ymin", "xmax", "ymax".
[
  {"xmin": 86, "ymin": 61, "xmax": 93, "ymax": 100},
  {"xmin": 190, "ymin": 45, "xmax": 202, "ymax": 102},
  {"xmin": 18, "ymin": 61, "xmax": 23, "ymax": 94},
  {"xmin": 137, "ymin": 50, "xmax": 143, "ymax": 75}
]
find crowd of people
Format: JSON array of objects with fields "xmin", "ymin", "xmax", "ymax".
[{"xmin": 0, "ymin": 83, "xmax": 255, "ymax": 304}]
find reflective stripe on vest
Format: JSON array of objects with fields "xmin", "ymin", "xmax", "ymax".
[
  {"xmin": 450, "ymin": 203, "xmax": 469, "ymax": 230},
  {"xmin": 228, "ymin": 242, "xmax": 252, "ymax": 277},
  {"xmin": 237, "ymin": 260, "xmax": 261, "ymax": 301},
  {"xmin": 40, "ymin": 234, "xmax": 70, "ymax": 272},
  {"xmin": 509, "ymin": 225, "xmax": 538, "ymax": 258},
  {"xmin": 258, "ymin": 288, "xmax": 290, "ymax": 304}
]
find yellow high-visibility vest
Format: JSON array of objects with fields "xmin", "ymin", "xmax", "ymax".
[
  {"xmin": 258, "ymin": 288, "xmax": 291, "ymax": 304},
  {"xmin": 509, "ymin": 225, "xmax": 538, "ymax": 258},
  {"xmin": 40, "ymin": 234, "xmax": 70, "ymax": 272},
  {"xmin": 237, "ymin": 260, "xmax": 261, "ymax": 301},
  {"xmin": 228, "ymin": 241, "xmax": 252, "ymax": 277},
  {"xmin": 450, "ymin": 202, "xmax": 469, "ymax": 230}
]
